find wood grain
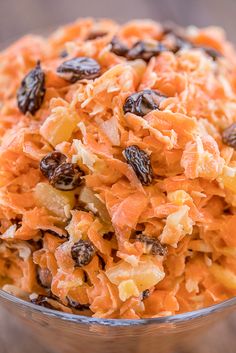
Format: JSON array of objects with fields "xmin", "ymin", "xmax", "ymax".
[{"xmin": 1, "ymin": 0, "xmax": 236, "ymax": 352}]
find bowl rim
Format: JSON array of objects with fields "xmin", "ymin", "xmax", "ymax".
[{"xmin": 0, "ymin": 289, "xmax": 236, "ymax": 327}]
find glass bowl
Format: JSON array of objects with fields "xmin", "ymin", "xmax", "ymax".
[
  {"xmin": 1, "ymin": 17, "xmax": 236, "ymax": 353},
  {"xmin": 0, "ymin": 289, "xmax": 236, "ymax": 353}
]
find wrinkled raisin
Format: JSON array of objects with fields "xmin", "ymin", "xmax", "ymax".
[
  {"xmin": 17, "ymin": 61, "xmax": 45, "ymax": 115},
  {"xmin": 141, "ymin": 289, "xmax": 150, "ymax": 300},
  {"xmin": 123, "ymin": 90, "xmax": 165, "ymax": 117},
  {"xmin": 67, "ymin": 297, "xmax": 90, "ymax": 311},
  {"xmin": 127, "ymin": 41, "xmax": 167, "ymax": 61},
  {"xmin": 110, "ymin": 36, "xmax": 129, "ymax": 57},
  {"xmin": 40, "ymin": 151, "xmax": 67, "ymax": 179},
  {"xmin": 57, "ymin": 57, "xmax": 101, "ymax": 83},
  {"xmin": 222, "ymin": 123, "xmax": 236, "ymax": 148},
  {"xmin": 124, "ymin": 145, "xmax": 153, "ymax": 185},
  {"xmin": 71, "ymin": 239, "xmax": 95, "ymax": 267},
  {"xmin": 31, "ymin": 295, "xmax": 54, "ymax": 310},
  {"xmin": 136, "ymin": 233, "xmax": 167, "ymax": 256},
  {"xmin": 37, "ymin": 267, "xmax": 52, "ymax": 289},
  {"xmin": 50, "ymin": 162, "xmax": 84, "ymax": 191},
  {"xmin": 87, "ymin": 31, "xmax": 107, "ymax": 40}
]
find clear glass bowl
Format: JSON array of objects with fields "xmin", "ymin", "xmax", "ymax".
[
  {"xmin": 1, "ymin": 15, "xmax": 236, "ymax": 353},
  {"xmin": 0, "ymin": 289, "xmax": 235, "ymax": 353}
]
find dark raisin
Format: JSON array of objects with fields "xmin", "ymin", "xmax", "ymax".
[
  {"xmin": 17, "ymin": 61, "xmax": 46, "ymax": 115},
  {"xmin": 200, "ymin": 46, "xmax": 221, "ymax": 61},
  {"xmin": 141, "ymin": 289, "xmax": 150, "ymax": 300},
  {"xmin": 37, "ymin": 267, "xmax": 52, "ymax": 289},
  {"xmin": 71, "ymin": 239, "xmax": 95, "ymax": 267},
  {"xmin": 123, "ymin": 90, "xmax": 166, "ymax": 117},
  {"xmin": 136, "ymin": 233, "xmax": 167, "ymax": 256},
  {"xmin": 103, "ymin": 232, "xmax": 114, "ymax": 241},
  {"xmin": 50, "ymin": 162, "xmax": 84, "ymax": 191},
  {"xmin": 31, "ymin": 295, "xmax": 54, "ymax": 310},
  {"xmin": 110, "ymin": 36, "xmax": 129, "ymax": 57},
  {"xmin": 40, "ymin": 151, "xmax": 67, "ymax": 179},
  {"xmin": 60, "ymin": 49, "xmax": 69, "ymax": 58},
  {"xmin": 87, "ymin": 31, "xmax": 107, "ymax": 40},
  {"xmin": 127, "ymin": 41, "xmax": 167, "ymax": 61},
  {"xmin": 67, "ymin": 297, "xmax": 90, "ymax": 311},
  {"xmin": 124, "ymin": 145, "xmax": 153, "ymax": 185},
  {"xmin": 222, "ymin": 123, "xmax": 236, "ymax": 149},
  {"xmin": 57, "ymin": 57, "xmax": 101, "ymax": 83}
]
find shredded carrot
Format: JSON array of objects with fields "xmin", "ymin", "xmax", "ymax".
[{"xmin": 0, "ymin": 18, "xmax": 236, "ymax": 318}]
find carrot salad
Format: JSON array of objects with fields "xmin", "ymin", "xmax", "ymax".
[{"xmin": 1, "ymin": 18, "xmax": 236, "ymax": 319}]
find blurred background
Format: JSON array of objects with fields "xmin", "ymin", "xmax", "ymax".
[
  {"xmin": 1, "ymin": 0, "xmax": 236, "ymax": 43},
  {"xmin": 0, "ymin": 0, "xmax": 236, "ymax": 352}
]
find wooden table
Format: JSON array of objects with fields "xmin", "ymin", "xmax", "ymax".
[{"xmin": 1, "ymin": 0, "xmax": 236, "ymax": 352}]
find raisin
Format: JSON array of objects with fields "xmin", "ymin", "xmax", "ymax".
[
  {"xmin": 141, "ymin": 289, "xmax": 150, "ymax": 300},
  {"xmin": 71, "ymin": 239, "xmax": 95, "ymax": 267},
  {"xmin": 124, "ymin": 145, "xmax": 153, "ymax": 185},
  {"xmin": 37, "ymin": 267, "xmax": 52, "ymax": 289},
  {"xmin": 67, "ymin": 297, "xmax": 90, "ymax": 311},
  {"xmin": 17, "ymin": 61, "xmax": 45, "ymax": 115},
  {"xmin": 124, "ymin": 89, "xmax": 165, "ymax": 117},
  {"xmin": 31, "ymin": 295, "xmax": 54, "ymax": 310},
  {"xmin": 57, "ymin": 57, "xmax": 101, "ymax": 83},
  {"xmin": 110, "ymin": 36, "xmax": 129, "ymax": 57},
  {"xmin": 136, "ymin": 233, "xmax": 167, "ymax": 256},
  {"xmin": 49, "ymin": 162, "xmax": 84, "ymax": 191},
  {"xmin": 222, "ymin": 123, "xmax": 236, "ymax": 149},
  {"xmin": 40, "ymin": 151, "xmax": 67, "ymax": 179},
  {"xmin": 87, "ymin": 31, "xmax": 107, "ymax": 40},
  {"xmin": 127, "ymin": 41, "xmax": 167, "ymax": 61}
]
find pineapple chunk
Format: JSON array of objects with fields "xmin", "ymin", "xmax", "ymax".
[
  {"xmin": 222, "ymin": 174, "xmax": 236, "ymax": 193},
  {"xmin": 35, "ymin": 182, "xmax": 75, "ymax": 218},
  {"xmin": 218, "ymin": 165, "xmax": 236, "ymax": 193},
  {"xmin": 167, "ymin": 190, "xmax": 192, "ymax": 206},
  {"xmin": 79, "ymin": 186, "xmax": 111, "ymax": 224},
  {"xmin": 106, "ymin": 256, "xmax": 165, "ymax": 292},
  {"xmin": 40, "ymin": 107, "xmax": 78, "ymax": 147},
  {"xmin": 118, "ymin": 280, "xmax": 140, "ymax": 302},
  {"xmin": 210, "ymin": 263, "xmax": 236, "ymax": 290}
]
